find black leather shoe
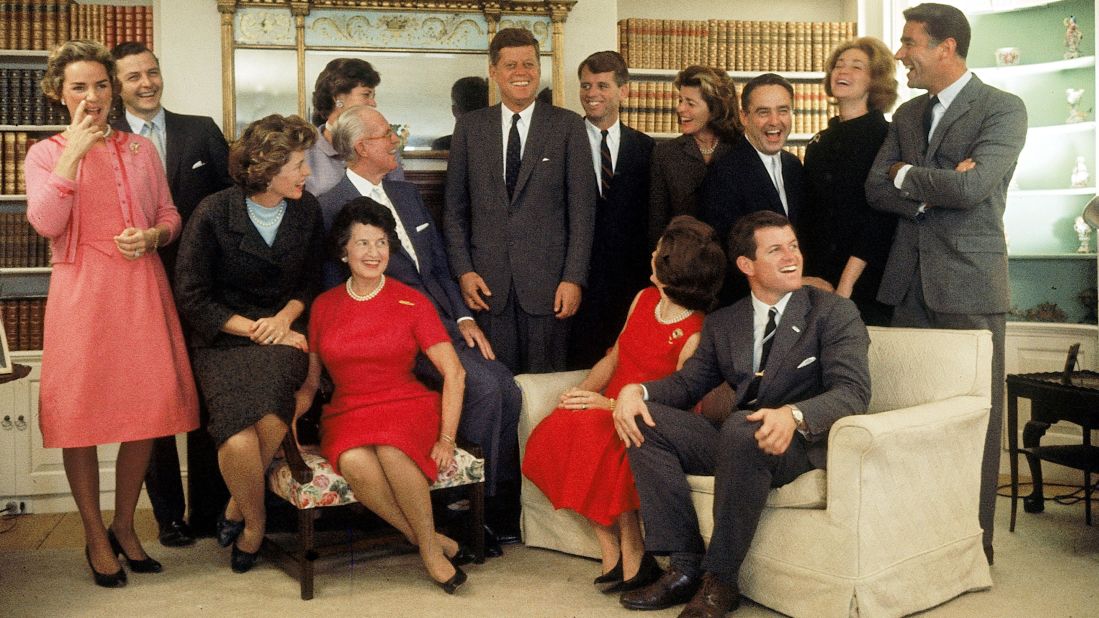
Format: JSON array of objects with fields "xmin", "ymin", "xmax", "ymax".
[
  {"xmin": 606, "ymin": 552, "xmax": 662, "ymax": 594},
  {"xmin": 434, "ymin": 565, "xmax": 468, "ymax": 594},
  {"xmin": 107, "ymin": 528, "xmax": 162, "ymax": 574},
  {"xmin": 85, "ymin": 546, "xmax": 127, "ymax": 588},
  {"xmin": 678, "ymin": 572, "xmax": 739, "ymax": 618},
  {"xmin": 620, "ymin": 566, "xmax": 701, "ymax": 611},
  {"xmin": 230, "ymin": 542, "xmax": 261, "ymax": 574},
  {"xmin": 483, "ymin": 525, "xmax": 504, "ymax": 558},
  {"xmin": 447, "ymin": 544, "xmax": 477, "ymax": 567},
  {"xmin": 158, "ymin": 520, "xmax": 196, "ymax": 548},
  {"xmin": 216, "ymin": 504, "xmax": 245, "ymax": 549},
  {"xmin": 594, "ymin": 556, "xmax": 623, "ymax": 586}
]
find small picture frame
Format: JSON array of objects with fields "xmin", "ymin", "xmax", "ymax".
[{"xmin": 0, "ymin": 317, "xmax": 11, "ymax": 375}]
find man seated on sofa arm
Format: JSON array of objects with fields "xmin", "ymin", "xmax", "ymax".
[{"xmin": 612, "ymin": 210, "xmax": 871, "ymax": 617}]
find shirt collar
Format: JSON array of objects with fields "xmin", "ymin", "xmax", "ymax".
[
  {"xmin": 125, "ymin": 107, "xmax": 165, "ymax": 134},
  {"xmin": 501, "ymin": 100, "xmax": 536, "ymax": 126},
  {"xmin": 751, "ymin": 291, "xmax": 793, "ymax": 321},
  {"xmin": 585, "ymin": 117, "xmax": 620, "ymax": 141},
  {"xmin": 934, "ymin": 71, "xmax": 972, "ymax": 111},
  {"xmin": 346, "ymin": 168, "xmax": 384, "ymax": 197}
]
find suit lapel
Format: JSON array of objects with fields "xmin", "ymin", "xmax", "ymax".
[
  {"xmin": 383, "ymin": 180, "xmax": 428, "ymax": 272},
  {"xmin": 487, "ymin": 106, "xmax": 509, "ymax": 206},
  {"xmin": 163, "ymin": 110, "xmax": 182, "ymax": 189},
  {"xmin": 927, "ymin": 77, "xmax": 980, "ymax": 159},
  {"xmin": 781, "ymin": 154, "xmax": 801, "ymax": 223},
  {"xmin": 512, "ymin": 102, "xmax": 550, "ymax": 204},
  {"xmin": 746, "ymin": 146, "xmax": 785, "ymax": 214},
  {"xmin": 759, "ymin": 288, "xmax": 809, "ymax": 401},
  {"xmin": 729, "ymin": 300, "xmax": 756, "ymax": 404},
  {"xmin": 229, "ymin": 188, "xmax": 286, "ymax": 265}
]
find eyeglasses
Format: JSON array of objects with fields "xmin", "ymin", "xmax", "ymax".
[{"xmin": 362, "ymin": 127, "xmax": 394, "ymax": 141}]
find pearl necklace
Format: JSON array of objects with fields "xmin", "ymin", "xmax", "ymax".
[
  {"xmin": 696, "ymin": 137, "xmax": 718, "ymax": 156},
  {"xmin": 247, "ymin": 199, "xmax": 287, "ymax": 228},
  {"xmin": 346, "ymin": 275, "xmax": 385, "ymax": 302},
  {"xmin": 654, "ymin": 298, "xmax": 693, "ymax": 325}
]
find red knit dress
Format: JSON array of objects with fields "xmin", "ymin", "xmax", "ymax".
[{"xmin": 522, "ymin": 287, "xmax": 704, "ymax": 525}]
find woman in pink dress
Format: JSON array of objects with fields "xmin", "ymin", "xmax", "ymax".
[
  {"xmin": 523, "ymin": 216, "xmax": 725, "ymax": 593},
  {"xmin": 296, "ymin": 197, "xmax": 469, "ymax": 594},
  {"xmin": 24, "ymin": 40, "xmax": 199, "ymax": 588}
]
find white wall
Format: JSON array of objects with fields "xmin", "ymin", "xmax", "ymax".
[{"xmin": 153, "ymin": 0, "xmax": 224, "ymax": 129}]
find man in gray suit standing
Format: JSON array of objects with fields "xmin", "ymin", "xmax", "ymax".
[
  {"xmin": 444, "ymin": 27, "xmax": 596, "ymax": 375},
  {"xmin": 614, "ymin": 212, "xmax": 871, "ymax": 616},
  {"xmin": 865, "ymin": 2, "xmax": 1027, "ymax": 565}
]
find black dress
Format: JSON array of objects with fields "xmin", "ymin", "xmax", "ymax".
[
  {"xmin": 174, "ymin": 186, "xmax": 325, "ymax": 445},
  {"xmin": 800, "ymin": 111, "xmax": 896, "ymax": 326}
]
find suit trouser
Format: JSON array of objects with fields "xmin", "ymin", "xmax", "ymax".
[
  {"xmin": 476, "ymin": 285, "xmax": 568, "ymax": 375},
  {"xmin": 415, "ymin": 341, "xmax": 521, "ymax": 496},
  {"xmin": 144, "ymin": 436, "xmax": 185, "ymax": 528},
  {"xmin": 892, "ymin": 268, "xmax": 1005, "ymax": 554},
  {"xmin": 629, "ymin": 403, "xmax": 813, "ymax": 583}
]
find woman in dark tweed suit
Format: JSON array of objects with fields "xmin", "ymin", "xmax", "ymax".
[
  {"xmin": 174, "ymin": 114, "xmax": 325, "ymax": 574},
  {"xmin": 647, "ymin": 66, "xmax": 742, "ymax": 246}
]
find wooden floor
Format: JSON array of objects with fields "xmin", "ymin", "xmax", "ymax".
[{"xmin": 0, "ymin": 508, "xmax": 160, "ymax": 551}]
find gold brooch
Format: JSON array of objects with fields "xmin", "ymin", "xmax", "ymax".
[
  {"xmin": 129, "ymin": 142, "xmax": 140, "ymax": 154},
  {"xmin": 398, "ymin": 300, "xmax": 415, "ymax": 306},
  {"xmin": 667, "ymin": 327, "xmax": 683, "ymax": 345}
]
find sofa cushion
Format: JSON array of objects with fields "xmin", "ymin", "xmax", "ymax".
[{"xmin": 687, "ymin": 468, "xmax": 827, "ymax": 509}]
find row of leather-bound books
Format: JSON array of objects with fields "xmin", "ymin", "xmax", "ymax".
[
  {"xmin": 617, "ymin": 18, "xmax": 857, "ymax": 73},
  {"xmin": 0, "ymin": 212, "xmax": 50, "ymax": 268},
  {"xmin": 0, "ymin": 297, "xmax": 45, "ymax": 351},
  {"xmin": 0, "ymin": 69, "xmax": 67, "ymax": 126},
  {"xmin": 1, "ymin": 132, "xmax": 37, "ymax": 195},
  {"xmin": 620, "ymin": 80, "xmax": 837, "ymax": 137},
  {"xmin": 0, "ymin": 0, "xmax": 154, "ymax": 52}
]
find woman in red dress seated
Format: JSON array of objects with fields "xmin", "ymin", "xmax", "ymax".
[
  {"xmin": 522, "ymin": 216, "xmax": 725, "ymax": 593},
  {"xmin": 296, "ymin": 197, "xmax": 469, "ymax": 594}
]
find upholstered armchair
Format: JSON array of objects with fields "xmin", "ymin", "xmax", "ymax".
[{"xmin": 517, "ymin": 326, "xmax": 993, "ymax": 617}]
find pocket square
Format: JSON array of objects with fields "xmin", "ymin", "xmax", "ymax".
[
  {"xmin": 415, "ymin": 222, "xmax": 429, "ymax": 232},
  {"xmin": 192, "ymin": 160, "xmax": 206, "ymax": 169},
  {"xmin": 541, "ymin": 157, "xmax": 550, "ymax": 162},
  {"xmin": 797, "ymin": 357, "xmax": 817, "ymax": 369}
]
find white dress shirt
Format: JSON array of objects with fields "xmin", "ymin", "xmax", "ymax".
[
  {"xmin": 893, "ymin": 71, "xmax": 974, "ymax": 191},
  {"xmin": 752, "ymin": 147, "xmax": 788, "ymax": 214},
  {"xmin": 346, "ymin": 169, "xmax": 420, "ymax": 270},
  {"xmin": 500, "ymin": 101, "xmax": 536, "ymax": 182},
  {"xmin": 750, "ymin": 291, "xmax": 793, "ymax": 372},
  {"xmin": 585, "ymin": 118, "xmax": 620, "ymax": 197}
]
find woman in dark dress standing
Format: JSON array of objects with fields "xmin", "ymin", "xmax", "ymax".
[
  {"xmin": 801, "ymin": 37, "xmax": 899, "ymax": 326},
  {"xmin": 174, "ymin": 114, "xmax": 325, "ymax": 573}
]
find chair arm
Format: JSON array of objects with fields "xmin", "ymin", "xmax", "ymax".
[
  {"xmin": 280, "ymin": 433, "xmax": 314, "ymax": 485},
  {"xmin": 824, "ymin": 395, "xmax": 990, "ymax": 539},
  {"xmin": 515, "ymin": 370, "xmax": 590, "ymax": 452}
]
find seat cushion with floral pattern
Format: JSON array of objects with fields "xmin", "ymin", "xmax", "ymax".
[{"xmin": 268, "ymin": 444, "xmax": 485, "ymax": 510}]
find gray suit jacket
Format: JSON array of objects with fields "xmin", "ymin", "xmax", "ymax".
[
  {"xmin": 443, "ymin": 102, "xmax": 597, "ymax": 316},
  {"xmin": 865, "ymin": 75, "xmax": 1027, "ymax": 315},
  {"xmin": 645, "ymin": 286, "xmax": 871, "ymax": 469}
]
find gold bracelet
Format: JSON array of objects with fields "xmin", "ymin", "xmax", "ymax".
[
  {"xmin": 439, "ymin": 433, "xmax": 455, "ymax": 445},
  {"xmin": 149, "ymin": 227, "xmax": 161, "ymax": 251},
  {"xmin": 608, "ymin": 398, "xmax": 616, "ymax": 411}
]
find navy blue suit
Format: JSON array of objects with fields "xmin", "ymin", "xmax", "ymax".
[{"xmin": 318, "ymin": 176, "xmax": 521, "ymax": 495}]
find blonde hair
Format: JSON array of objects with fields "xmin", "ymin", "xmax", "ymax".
[{"xmin": 823, "ymin": 37, "xmax": 899, "ymax": 113}]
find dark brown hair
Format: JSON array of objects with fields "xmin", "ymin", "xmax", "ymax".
[
  {"xmin": 654, "ymin": 215, "xmax": 725, "ymax": 312},
  {"xmin": 741, "ymin": 73, "xmax": 794, "ymax": 111},
  {"xmin": 578, "ymin": 50, "xmax": 629, "ymax": 86},
  {"xmin": 311, "ymin": 58, "xmax": 381, "ymax": 124},
  {"xmin": 674, "ymin": 65, "xmax": 741, "ymax": 139},
  {"xmin": 41, "ymin": 39, "xmax": 114, "ymax": 104},
  {"xmin": 330, "ymin": 196, "xmax": 402, "ymax": 261},
  {"xmin": 229, "ymin": 114, "xmax": 316, "ymax": 195},
  {"xmin": 728, "ymin": 211, "xmax": 794, "ymax": 262},
  {"xmin": 110, "ymin": 40, "xmax": 157, "ymax": 65},
  {"xmin": 824, "ymin": 37, "xmax": 899, "ymax": 112},
  {"xmin": 489, "ymin": 28, "xmax": 540, "ymax": 65},
  {"xmin": 904, "ymin": 3, "xmax": 971, "ymax": 59}
]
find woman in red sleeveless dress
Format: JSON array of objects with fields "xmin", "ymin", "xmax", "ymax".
[{"xmin": 523, "ymin": 216, "xmax": 726, "ymax": 593}]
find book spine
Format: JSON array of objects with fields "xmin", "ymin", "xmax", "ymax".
[
  {"xmin": 14, "ymin": 131, "xmax": 26, "ymax": 194},
  {"xmin": 3, "ymin": 132, "xmax": 16, "ymax": 195}
]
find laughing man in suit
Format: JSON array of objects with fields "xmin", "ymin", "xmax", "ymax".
[
  {"xmin": 443, "ymin": 27, "xmax": 596, "ymax": 375},
  {"xmin": 614, "ymin": 211, "xmax": 870, "ymax": 616},
  {"xmin": 111, "ymin": 41, "xmax": 232, "ymax": 547},
  {"xmin": 318, "ymin": 104, "xmax": 522, "ymax": 554},
  {"xmin": 567, "ymin": 51, "xmax": 656, "ymax": 370},
  {"xmin": 865, "ymin": 3, "xmax": 1027, "ymax": 564}
]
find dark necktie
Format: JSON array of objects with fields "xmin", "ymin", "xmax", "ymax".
[
  {"xmin": 744, "ymin": 307, "xmax": 778, "ymax": 409},
  {"xmin": 506, "ymin": 113, "xmax": 521, "ymax": 200},
  {"xmin": 922, "ymin": 95, "xmax": 939, "ymax": 152},
  {"xmin": 599, "ymin": 129, "xmax": 613, "ymax": 197}
]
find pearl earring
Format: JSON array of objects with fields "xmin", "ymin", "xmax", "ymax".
[
  {"xmin": 336, "ymin": 99, "xmax": 344, "ymax": 108},
  {"xmin": 341, "ymin": 256, "xmax": 348, "ymax": 263}
]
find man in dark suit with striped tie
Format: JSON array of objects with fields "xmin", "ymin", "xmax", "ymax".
[{"xmin": 567, "ymin": 51, "xmax": 655, "ymax": 369}]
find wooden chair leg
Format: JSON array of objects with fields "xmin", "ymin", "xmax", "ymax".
[
  {"xmin": 299, "ymin": 508, "xmax": 316, "ymax": 600},
  {"xmin": 470, "ymin": 480, "xmax": 486, "ymax": 564}
]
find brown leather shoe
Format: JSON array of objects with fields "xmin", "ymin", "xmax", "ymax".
[
  {"xmin": 677, "ymin": 572, "xmax": 740, "ymax": 617},
  {"xmin": 620, "ymin": 567, "xmax": 701, "ymax": 611}
]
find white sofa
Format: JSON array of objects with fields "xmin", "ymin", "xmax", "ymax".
[{"xmin": 516, "ymin": 326, "xmax": 993, "ymax": 618}]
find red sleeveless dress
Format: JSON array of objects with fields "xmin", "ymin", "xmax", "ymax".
[{"xmin": 522, "ymin": 287, "xmax": 704, "ymax": 525}]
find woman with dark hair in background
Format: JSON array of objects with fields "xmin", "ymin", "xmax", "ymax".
[
  {"xmin": 800, "ymin": 37, "xmax": 900, "ymax": 326},
  {"xmin": 647, "ymin": 66, "xmax": 742, "ymax": 245},
  {"xmin": 174, "ymin": 113, "xmax": 324, "ymax": 574},
  {"xmin": 523, "ymin": 216, "xmax": 725, "ymax": 594},
  {"xmin": 25, "ymin": 39, "xmax": 198, "ymax": 588}
]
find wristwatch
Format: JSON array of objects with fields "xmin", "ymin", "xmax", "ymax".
[{"xmin": 789, "ymin": 405, "xmax": 807, "ymax": 432}]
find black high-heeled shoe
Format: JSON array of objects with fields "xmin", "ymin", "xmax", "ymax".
[
  {"xmin": 230, "ymin": 542, "xmax": 261, "ymax": 574},
  {"xmin": 446, "ymin": 543, "xmax": 476, "ymax": 567},
  {"xmin": 594, "ymin": 556, "xmax": 623, "ymax": 586},
  {"xmin": 107, "ymin": 528, "xmax": 162, "ymax": 574},
  {"xmin": 216, "ymin": 502, "xmax": 245, "ymax": 548},
  {"xmin": 85, "ymin": 545, "xmax": 127, "ymax": 588},
  {"xmin": 434, "ymin": 565, "xmax": 467, "ymax": 594},
  {"xmin": 604, "ymin": 552, "xmax": 662, "ymax": 594}
]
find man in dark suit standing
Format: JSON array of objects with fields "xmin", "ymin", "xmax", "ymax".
[
  {"xmin": 697, "ymin": 74, "xmax": 805, "ymax": 306},
  {"xmin": 111, "ymin": 41, "xmax": 232, "ymax": 546},
  {"xmin": 444, "ymin": 27, "xmax": 596, "ymax": 375},
  {"xmin": 567, "ymin": 51, "xmax": 655, "ymax": 369},
  {"xmin": 614, "ymin": 211, "xmax": 870, "ymax": 616},
  {"xmin": 865, "ymin": 3, "xmax": 1027, "ymax": 564},
  {"xmin": 318, "ymin": 105, "xmax": 522, "ymax": 551}
]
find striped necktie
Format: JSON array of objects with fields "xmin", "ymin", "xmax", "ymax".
[{"xmin": 599, "ymin": 129, "xmax": 613, "ymax": 197}]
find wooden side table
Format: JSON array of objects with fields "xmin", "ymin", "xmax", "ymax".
[{"xmin": 1006, "ymin": 371, "xmax": 1099, "ymax": 531}]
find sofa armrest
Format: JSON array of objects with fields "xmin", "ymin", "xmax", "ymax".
[
  {"xmin": 516, "ymin": 370, "xmax": 590, "ymax": 454},
  {"xmin": 824, "ymin": 395, "xmax": 990, "ymax": 564}
]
